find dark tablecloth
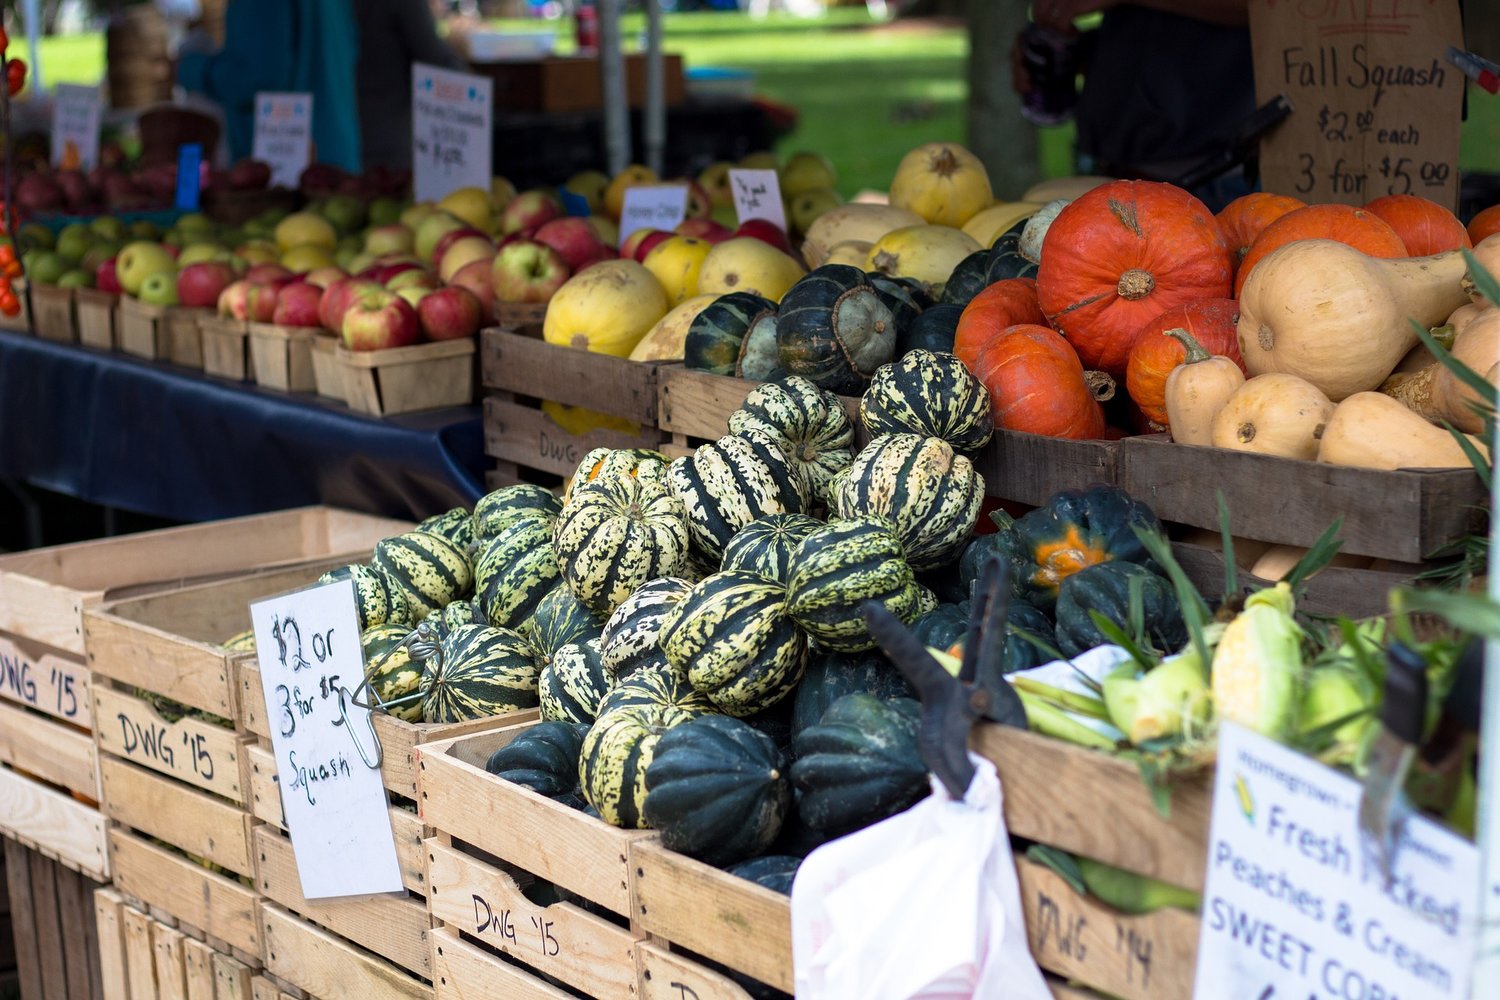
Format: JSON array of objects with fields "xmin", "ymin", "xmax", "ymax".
[{"xmin": 0, "ymin": 330, "xmax": 486, "ymax": 522}]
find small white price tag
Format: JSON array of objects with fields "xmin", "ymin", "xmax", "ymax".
[
  {"xmin": 1193, "ymin": 723, "xmax": 1479, "ymax": 1000},
  {"xmin": 618, "ymin": 185, "xmax": 689, "ymax": 247},
  {"xmin": 252, "ymin": 92, "xmax": 313, "ymax": 189},
  {"xmin": 51, "ymin": 84, "xmax": 101, "ymax": 170},
  {"xmin": 729, "ymin": 168, "xmax": 787, "ymax": 231},
  {"xmin": 412, "ymin": 63, "xmax": 493, "ymax": 203},
  {"xmin": 251, "ymin": 580, "xmax": 403, "ymax": 900}
]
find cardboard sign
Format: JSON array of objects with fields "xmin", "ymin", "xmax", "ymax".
[
  {"xmin": 252, "ymin": 92, "xmax": 313, "ymax": 189},
  {"xmin": 618, "ymin": 185, "xmax": 688, "ymax": 247},
  {"xmin": 1193, "ymin": 723, "xmax": 1479, "ymax": 1000},
  {"xmin": 412, "ymin": 63, "xmax": 493, "ymax": 203},
  {"xmin": 730, "ymin": 168, "xmax": 787, "ymax": 231},
  {"xmin": 250, "ymin": 580, "xmax": 403, "ymax": 900},
  {"xmin": 1249, "ymin": 0, "xmax": 1464, "ymax": 208},
  {"xmin": 50, "ymin": 83, "xmax": 101, "ymax": 170}
]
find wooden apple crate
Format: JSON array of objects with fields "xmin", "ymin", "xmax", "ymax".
[
  {"xmin": 250, "ymin": 323, "xmax": 319, "ymax": 393},
  {"xmin": 338, "ymin": 340, "xmax": 476, "ymax": 417},
  {"xmin": 30, "ymin": 283, "xmax": 77, "ymax": 343},
  {"xmin": 201, "ymin": 315, "xmax": 254, "ymax": 381},
  {"xmin": 166, "ymin": 307, "xmax": 212, "ymax": 369},
  {"xmin": 5, "ymin": 836, "xmax": 106, "ymax": 1000},
  {"xmin": 493, "ymin": 301, "xmax": 547, "ymax": 334},
  {"xmin": 75, "ymin": 288, "xmax": 118, "ymax": 350},
  {"xmin": 482, "ymin": 326, "xmax": 666, "ymax": 488},
  {"xmin": 118, "ymin": 299, "xmax": 210, "ymax": 368},
  {"xmin": 259, "ymin": 903, "xmax": 434, "ymax": 1000},
  {"xmin": 96, "ymin": 887, "xmax": 259, "ymax": 1000},
  {"xmin": 0, "ymin": 278, "xmax": 31, "ymax": 333},
  {"xmin": 308, "ymin": 331, "xmax": 344, "ymax": 401},
  {"xmin": 416, "ymin": 722, "xmax": 646, "ymax": 998}
]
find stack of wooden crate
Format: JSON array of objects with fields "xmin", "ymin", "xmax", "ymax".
[{"xmin": 95, "ymin": 888, "xmax": 258, "ymax": 1000}]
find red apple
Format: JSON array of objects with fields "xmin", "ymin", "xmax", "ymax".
[
  {"xmin": 430, "ymin": 226, "xmax": 489, "ymax": 268},
  {"xmin": 318, "ymin": 277, "xmax": 381, "ymax": 331},
  {"xmin": 532, "ymin": 217, "xmax": 609, "ymax": 272},
  {"xmin": 217, "ymin": 280, "xmax": 251, "ymax": 320},
  {"xmin": 491, "ymin": 240, "xmax": 570, "ymax": 304},
  {"xmin": 96, "ymin": 257, "xmax": 122, "ymax": 295},
  {"xmin": 417, "ymin": 286, "xmax": 483, "ymax": 341},
  {"xmin": 341, "ymin": 288, "xmax": 421, "ymax": 351},
  {"xmin": 682, "ymin": 180, "xmax": 713, "ymax": 220},
  {"xmin": 245, "ymin": 263, "xmax": 294, "ymax": 284},
  {"xmin": 273, "ymin": 282, "xmax": 324, "ymax": 327},
  {"xmin": 247, "ymin": 281, "xmax": 290, "ymax": 323},
  {"xmin": 176, "ymin": 261, "xmax": 237, "ymax": 309},
  {"xmin": 448, "ymin": 259, "xmax": 496, "ymax": 325},
  {"xmin": 631, "ymin": 230, "xmax": 675, "ymax": 264},
  {"xmin": 303, "ymin": 266, "xmax": 347, "ymax": 289},
  {"xmin": 499, "ymin": 190, "xmax": 563, "ymax": 236},
  {"xmin": 619, "ymin": 228, "xmax": 663, "ymax": 261},
  {"xmin": 358, "ymin": 260, "xmax": 423, "ymax": 285},
  {"xmin": 733, "ymin": 219, "xmax": 794, "ymax": 256},
  {"xmin": 675, "ymin": 218, "xmax": 733, "ymax": 244}
]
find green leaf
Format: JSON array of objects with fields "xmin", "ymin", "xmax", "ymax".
[
  {"xmin": 1440, "ymin": 418, "xmax": 1492, "ymax": 491},
  {"xmin": 1462, "ymin": 247, "xmax": 1500, "ymax": 309},
  {"xmin": 1282, "ymin": 519, "xmax": 1345, "ymax": 592},
  {"xmin": 1395, "ymin": 587, "xmax": 1500, "ymax": 639},
  {"xmin": 1217, "ymin": 490, "xmax": 1238, "ymax": 603},
  {"xmin": 1134, "ymin": 754, "xmax": 1175, "ymax": 819},
  {"xmin": 1411, "ymin": 318, "xmax": 1497, "ymax": 411},
  {"xmin": 1089, "ymin": 610, "xmax": 1156, "ymax": 672},
  {"xmin": 1025, "ymin": 845, "xmax": 1089, "ymax": 896},
  {"xmin": 1127, "ymin": 573, "xmax": 1147, "ymax": 648},
  {"xmin": 1336, "ymin": 617, "xmax": 1384, "ymax": 690}
]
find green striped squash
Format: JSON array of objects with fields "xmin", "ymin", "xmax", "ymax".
[
  {"xmin": 472, "ymin": 485, "xmax": 563, "ymax": 542},
  {"xmin": 417, "ymin": 623, "xmax": 540, "ymax": 723},
  {"xmin": 597, "ymin": 662, "xmax": 715, "ymax": 717},
  {"xmin": 720, "ymin": 513, "xmax": 824, "ymax": 585},
  {"xmin": 660, "ymin": 570, "xmax": 807, "ymax": 717},
  {"xmin": 539, "ymin": 639, "xmax": 615, "ymax": 725},
  {"xmin": 860, "ymin": 350, "xmax": 993, "ymax": 452},
  {"xmin": 362, "ymin": 626, "xmax": 423, "ymax": 722},
  {"xmin": 417, "ymin": 507, "xmax": 477, "ymax": 553},
  {"xmin": 418, "ymin": 600, "xmax": 481, "ymax": 643},
  {"xmin": 911, "ymin": 583, "xmax": 939, "ymax": 617},
  {"xmin": 360, "ymin": 623, "xmax": 412, "ymax": 667},
  {"xmin": 786, "ymin": 516, "xmax": 921, "ymax": 652},
  {"xmin": 473, "ymin": 517, "xmax": 562, "ymax": 630},
  {"xmin": 728, "ymin": 377, "xmax": 855, "ymax": 506},
  {"xmin": 373, "ymin": 531, "xmax": 474, "ymax": 619},
  {"xmin": 320, "ymin": 563, "xmax": 412, "ymax": 631},
  {"xmin": 833, "ymin": 434, "xmax": 985, "ymax": 572},
  {"xmin": 523, "ymin": 583, "xmax": 604, "ymax": 654},
  {"xmin": 553, "ymin": 474, "xmax": 692, "ymax": 617},
  {"xmin": 580, "ymin": 703, "xmax": 699, "ymax": 827},
  {"xmin": 683, "ymin": 292, "xmax": 778, "ymax": 375},
  {"xmin": 667, "ymin": 431, "xmax": 810, "ymax": 564},
  {"xmin": 563, "ymin": 448, "xmax": 671, "ymax": 505},
  {"xmin": 599, "ymin": 577, "xmax": 694, "ymax": 677}
]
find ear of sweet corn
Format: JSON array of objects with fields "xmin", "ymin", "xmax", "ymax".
[
  {"xmin": 1104, "ymin": 648, "xmax": 1213, "ymax": 745},
  {"xmin": 1210, "ymin": 583, "xmax": 1303, "ymax": 740}
]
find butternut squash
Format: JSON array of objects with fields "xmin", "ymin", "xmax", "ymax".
[
  {"xmin": 1250, "ymin": 545, "xmax": 1372, "ymax": 582},
  {"xmin": 1237, "ymin": 240, "xmax": 1470, "ymax": 401},
  {"xmin": 1466, "ymin": 234, "xmax": 1500, "ymax": 306},
  {"xmin": 1449, "ymin": 301, "xmax": 1487, "ymax": 334},
  {"xmin": 1163, "ymin": 328, "xmax": 1245, "ymax": 446},
  {"xmin": 1381, "ymin": 309, "xmax": 1500, "ymax": 433},
  {"xmin": 1211, "ymin": 374, "xmax": 1334, "ymax": 460},
  {"xmin": 1316, "ymin": 391, "xmax": 1487, "ymax": 470}
]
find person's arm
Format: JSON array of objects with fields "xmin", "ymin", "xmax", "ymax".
[
  {"xmin": 1033, "ymin": 0, "xmax": 1248, "ymax": 30},
  {"xmin": 177, "ymin": 0, "xmax": 296, "ymax": 104},
  {"xmin": 392, "ymin": 0, "xmax": 468, "ymax": 71}
]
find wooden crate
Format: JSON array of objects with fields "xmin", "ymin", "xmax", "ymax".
[
  {"xmin": 340, "ymin": 339, "xmax": 475, "ymax": 417},
  {"xmin": 166, "ymin": 307, "xmax": 212, "ymax": 369},
  {"xmin": 482, "ymin": 327, "xmax": 663, "ymax": 485},
  {"xmin": 428, "ymin": 927, "xmax": 575, "ymax": 1000},
  {"xmin": 1120, "ymin": 434, "xmax": 1486, "ymax": 563},
  {"xmin": 260, "ymin": 903, "xmax": 434, "ymax": 1000},
  {"xmin": 308, "ymin": 332, "xmax": 343, "ymax": 401},
  {"xmin": 109, "ymin": 829, "xmax": 263, "ymax": 960},
  {"xmin": 75, "ymin": 288, "xmax": 119, "ymax": 350},
  {"xmin": 97, "ymin": 888, "xmax": 259, "ymax": 1000},
  {"xmin": 118, "ymin": 296, "xmax": 170, "ymax": 360},
  {"xmin": 30, "ymin": 283, "xmax": 77, "ymax": 343},
  {"xmin": 202, "ymin": 315, "xmax": 254, "ymax": 381},
  {"xmin": 250, "ymin": 323, "xmax": 318, "ymax": 393},
  {"xmin": 655, "ymin": 364, "xmax": 860, "ymax": 453},
  {"xmin": 5, "ymin": 837, "xmax": 105, "ymax": 1000}
]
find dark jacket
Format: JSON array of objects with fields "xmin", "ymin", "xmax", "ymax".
[{"xmin": 355, "ymin": 0, "xmax": 468, "ymax": 171}]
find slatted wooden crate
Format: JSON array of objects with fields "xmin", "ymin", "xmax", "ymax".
[
  {"xmin": 481, "ymin": 326, "xmax": 665, "ymax": 486},
  {"xmin": 30, "ymin": 283, "xmax": 77, "ymax": 343},
  {"xmin": 118, "ymin": 299, "xmax": 210, "ymax": 368},
  {"xmin": 5, "ymin": 836, "xmax": 105, "ymax": 1000},
  {"xmin": 260, "ymin": 903, "xmax": 434, "ymax": 1000},
  {"xmin": 76, "ymin": 288, "xmax": 118, "ymax": 350},
  {"xmin": 249, "ymin": 323, "xmax": 318, "ymax": 393},
  {"xmin": 96, "ymin": 887, "xmax": 258, "ymax": 1000},
  {"xmin": 338, "ymin": 340, "xmax": 476, "ymax": 417},
  {"xmin": 201, "ymin": 315, "xmax": 254, "ymax": 381},
  {"xmin": 416, "ymin": 721, "xmax": 645, "ymax": 998}
]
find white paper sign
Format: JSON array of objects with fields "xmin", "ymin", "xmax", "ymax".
[
  {"xmin": 412, "ymin": 63, "xmax": 493, "ymax": 203},
  {"xmin": 51, "ymin": 84, "xmax": 101, "ymax": 170},
  {"xmin": 729, "ymin": 168, "xmax": 787, "ymax": 231},
  {"xmin": 1194, "ymin": 723, "xmax": 1479, "ymax": 1000},
  {"xmin": 252, "ymin": 92, "xmax": 313, "ymax": 189},
  {"xmin": 250, "ymin": 580, "xmax": 403, "ymax": 900},
  {"xmin": 617, "ymin": 185, "xmax": 689, "ymax": 247}
]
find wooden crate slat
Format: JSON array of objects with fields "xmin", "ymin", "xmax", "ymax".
[
  {"xmin": 100, "ymin": 756, "xmax": 256, "ymax": 876},
  {"xmin": 483, "ymin": 396, "xmax": 665, "ymax": 480},
  {"xmin": 252, "ymin": 826, "xmax": 430, "ymax": 979},
  {"xmin": 27, "ymin": 847, "xmax": 67, "ymax": 1000},
  {"xmin": 122, "ymin": 904, "xmax": 157, "ymax": 1000},
  {"xmin": 0, "ymin": 766, "xmax": 109, "ymax": 878},
  {"xmin": 1172, "ymin": 540, "xmax": 1421, "ymax": 620},
  {"xmin": 108, "ymin": 830, "xmax": 261, "ymax": 957},
  {"xmin": 655, "ymin": 365, "xmax": 755, "ymax": 438},
  {"xmin": 92, "ymin": 686, "xmax": 247, "ymax": 803},
  {"xmin": 429, "ymin": 927, "xmax": 572, "ymax": 1000},
  {"xmin": 1119, "ymin": 434, "xmax": 1485, "ymax": 562},
  {"xmin": 5, "ymin": 839, "xmax": 43, "ymax": 1000},
  {"xmin": 424, "ymin": 840, "xmax": 636, "ymax": 998},
  {"xmin": 480, "ymin": 328, "xmax": 659, "ymax": 423},
  {"xmin": 153, "ymin": 922, "xmax": 189, "ymax": 1000},
  {"xmin": 59, "ymin": 863, "xmax": 101, "ymax": 1000},
  {"xmin": 635, "ymin": 941, "xmax": 760, "ymax": 1000},
  {"xmin": 94, "ymin": 889, "xmax": 131, "ymax": 1000},
  {"xmin": 260, "ymin": 903, "xmax": 432, "ymax": 1000},
  {"xmin": 0, "ymin": 700, "xmax": 97, "ymax": 797},
  {"xmin": 212, "ymin": 953, "xmax": 256, "ymax": 1000},
  {"xmin": 970, "ymin": 428, "xmax": 1120, "ymax": 508},
  {"xmin": 0, "ymin": 635, "xmax": 92, "ymax": 726},
  {"xmin": 182, "ymin": 937, "xmax": 217, "ymax": 1000}
]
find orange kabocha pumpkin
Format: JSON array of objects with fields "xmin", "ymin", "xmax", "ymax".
[
  {"xmin": 1036, "ymin": 180, "xmax": 1233, "ymax": 376},
  {"xmin": 952, "ymin": 277, "xmax": 1045, "ymax": 373},
  {"xmin": 1125, "ymin": 298, "xmax": 1243, "ymax": 427},
  {"xmin": 1468, "ymin": 205, "xmax": 1500, "ymax": 246},
  {"xmin": 1364, "ymin": 194, "xmax": 1471, "ymax": 256},
  {"xmin": 1216, "ymin": 192, "xmax": 1304, "ymax": 267},
  {"xmin": 1234, "ymin": 203, "xmax": 1406, "ymax": 296},
  {"xmin": 970, "ymin": 323, "xmax": 1108, "ymax": 439}
]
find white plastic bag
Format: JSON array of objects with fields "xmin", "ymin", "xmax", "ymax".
[{"xmin": 790, "ymin": 754, "xmax": 1052, "ymax": 1000}]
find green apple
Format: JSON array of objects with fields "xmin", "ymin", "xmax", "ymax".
[
  {"xmin": 138, "ymin": 271, "xmax": 179, "ymax": 306},
  {"xmin": 177, "ymin": 212, "xmax": 216, "ymax": 236},
  {"xmin": 369, "ymin": 197, "xmax": 404, "ymax": 228},
  {"xmin": 116, "ymin": 241, "xmax": 177, "ymax": 295},
  {"xmin": 29, "ymin": 251, "xmax": 70, "ymax": 285},
  {"xmin": 400, "ymin": 202, "xmax": 439, "ymax": 231},
  {"xmin": 243, "ymin": 218, "xmax": 273, "ymax": 239},
  {"xmin": 18, "ymin": 223, "xmax": 55, "ymax": 251},
  {"xmin": 779, "ymin": 151, "xmax": 838, "ymax": 198},
  {"xmin": 55, "ymin": 223, "xmax": 93, "ymax": 262},
  {"xmin": 129, "ymin": 220, "xmax": 160, "ymax": 240},
  {"xmin": 90, "ymin": 216, "xmax": 126, "ymax": 242},
  {"xmin": 236, "ymin": 239, "xmax": 280, "ymax": 265},
  {"xmin": 321, "ymin": 194, "xmax": 367, "ymax": 235},
  {"xmin": 787, "ymin": 187, "xmax": 845, "ymax": 235},
  {"xmin": 57, "ymin": 269, "xmax": 94, "ymax": 290},
  {"xmin": 178, "ymin": 242, "xmax": 229, "ymax": 267},
  {"xmin": 414, "ymin": 212, "xmax": 466, "ymax": 265}
]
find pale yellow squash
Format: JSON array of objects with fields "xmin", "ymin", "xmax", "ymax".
[
  {"xmin": 1317, "ymin": 391, "xmax": 1486, "ymax": 470},
  {"xmin": 1211, "ymin": 373, "xmax": 1334, "ymax": 460}
]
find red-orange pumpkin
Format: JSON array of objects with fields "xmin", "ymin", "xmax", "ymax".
[
  {"xmin": 1233, "ymin": 203, "xmax": 1406, "ymax": 296},
  {"xmin": 1036, "ymin": 180, "xmax": 1233, "ymax": 376},
  {"xmin": 1363, "ymin": 194, "xmax": 1471, "ymax": 256},
  {"xmin": 952, "ymin": 277, "xmax": 1045, "ymax": 373},
  {"xmin": 1216, "ymin": 192, "xmax": 1305, "ymax": 266},
  {"xmin": 1124, "ymin": 298, "xmax": 1243, "ymax": 427},
  {"xmin": 970, "ymin": 324, "xmax": 1108, "ymax": 440},
  {"xmin": 1469, "ymin": 205, "xmax": 1500, "ymax": 247}
]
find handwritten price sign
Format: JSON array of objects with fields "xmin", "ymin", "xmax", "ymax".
[
  {"xmin": 51, "ymin": 84, "xmax": 101, "ymax": 171},
  {"xmin": 252, "ymin": 92, "xmax": 313, "ymax": 188},
  {"xmin": 730, "ymin": 168, "xmax": 787, "ymax": 231},
  {"xmin": 412, "ymin": 63, "xmax": 493, "ymax": 203}
]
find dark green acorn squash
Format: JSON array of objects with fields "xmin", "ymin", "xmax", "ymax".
[
  {"xmin": 776, "ymin": 265, "xmax": 896, "ymax": 396},
  {"xmin": 791, "ymin": 651, "xmax": 913, "ymax": 738},
  {"xmin": 896, "ymin": 302, "xmax": 962, "ymax": 357},
  {"xmin": 1002, "ymin": 600, "xmax": 1058, "ymax": 672},
  {"xmin": 736, "ymin": 311, "xmax": 782, "ymax": 381},
  {"xmin": 726, "ymin": 854, "xmax": 802, "ymax": 894},
  {"xmin": 1054, "ymin": 561, "xmax": 1186, "ymax": 658},
  {"xmin": 790, "ymin": 693, "xmax": 928, "ymax": 834},
  {"xmin": 642, "ymin": 715, "xmax": 790, "ymax": 866},
  {"xmin": 983, "ymin": 232, "xmax": 1038, "ymax": 284},
  {"xmin": 485, "ymin": 720, "xmax": 590, "ymax": 800},
  {"xmin": 939, "ymin": 249, "xmax": 992, "ymax": 307},
  {"xmin": 860, "ymin": 349, "xmax": 993, "ymax": 452},
  {"xmin": 867, "ymin": 273, "xmax": 926, "ymax": 335},
  {"xmin": 909, "ymin": 602, "xmax": 970, "ymax": 653},
  {"xmin": 684, "ymin": 292, "xmax": 779, "ymax": 375}
]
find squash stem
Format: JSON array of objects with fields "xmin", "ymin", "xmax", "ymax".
[{"xmin": 1164, "ymin": 327, "xmax": 1210, "ymax": 364}]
